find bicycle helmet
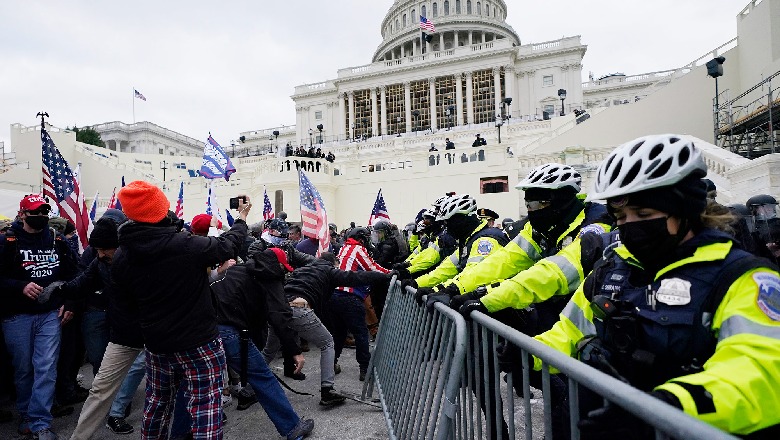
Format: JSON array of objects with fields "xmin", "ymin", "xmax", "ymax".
[
  {"xmin": 588, "ymin": 134, "xmax": 706, "ymax": 202},
  {"xmin": 515, "ymin": 163, "xmax": 582, "ymax": 192},
  {"xmin": 431, "ymin": 195, "xmax": 449, "ymax": 215},
  {"xmin": 436, "ymin": 194, "xmax": 477, "ymax": 221}
]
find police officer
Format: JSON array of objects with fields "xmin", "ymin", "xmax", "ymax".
[
  {"xmin": 476, "ymin": 208, "xmax": 500, "ymax": 228},
  {"xmin": 747, "ymin": 194, "xmax": 780, "ymax": 265},
  {"xmin": 395, "ymin": 199, "xmax": 457, "ymax": 279},
  {"xmin": 533, "ymin": 134, "xmax": 780, "ymax": 438}
]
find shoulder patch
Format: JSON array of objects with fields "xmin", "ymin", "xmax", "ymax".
[
  {"xmin": 754, "ymin": 272, "xmax": 780, "ymax": 321},
  {"xmin": 476, "ymin": 239, "xmax": 494, "ymax": 255},
  {"xmin": 579, "ymin": 224, "xmax": 606, "ymax": 237}
]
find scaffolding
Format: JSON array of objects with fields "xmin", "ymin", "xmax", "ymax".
[{"xmin": 715, "ymin": 70, "xmax": 780, "ymax": 158}]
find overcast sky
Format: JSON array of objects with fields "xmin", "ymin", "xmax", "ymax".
[{"xmin": 0, "ymin": 0, "xmax": 740, "ymax": 147}]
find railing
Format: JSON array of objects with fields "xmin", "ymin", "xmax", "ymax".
[
  {"xmin": 365, "ymin": 284, "xmax": 740, "ymax": 440},
  {"xmin": 91, "ymin": 121, "xmax": 202, "ymax": 148}
]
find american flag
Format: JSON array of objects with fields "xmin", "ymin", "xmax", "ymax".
[
  {"xmin": 420, "ymin": 15, "xmax": 436, "ymax": 33},
  {"xmin": 200, "ymin": 135, "xmax": 236, "ymax": 181},
  {"xmin": 174, "ymin": 181, "xmax": 184, "ymax": 219},
  {"xmin": 263, "ymin": 187, "xmax": 275, "ymax": 221},
  {"xmin": 41, "ymin": 126, "xmax": 90, "ymax": 251},
  {"xmin": 107, "ymin": 187, "xmax": 117, "ymax": 209},
  {"xmin": 298, "ymin": 170, "xmax": 329, "ymax": 257},
  {"xmin": 134, "ymin": 89, "xmax": 147, "ymax": 101},
  {"xmin": 368, "ymin": 189, "xmax": 391, "ymax": 226}
]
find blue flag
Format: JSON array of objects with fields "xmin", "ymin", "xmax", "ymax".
[
  {"xmin": 114, "ymin": 176, "xmax": 126, "ymax": 211},
  {"xmin": 200, "ymin": 135, "xmax": 236, "ymax": 181},
  {"xmin": 224, "ymin": 209, "xmax": 234, "ymax": 227}
]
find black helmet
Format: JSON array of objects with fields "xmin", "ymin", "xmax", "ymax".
[
  {"xmin": 372, "ymin": 220, "xmax": 392, "ymax": 232},
  {"xmin": 727, "ymin": 203, "xmax": 751, "ymax": 217},
  {"xmin": 347, "ymin": 227, "xmax": 370, "ymax": 244},
  {"xmin": 501, "ymin": 217, "xmax": 514, "ymax": 228},
  {"xmin": 746, "ymin": 194, "xmax": 778, "ymax": 207},
  {"xmin": 267, "ymin": 218, "xmax": 289, "ymax": 235}
]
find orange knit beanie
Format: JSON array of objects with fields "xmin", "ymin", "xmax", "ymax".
[{"xmin": 117, "ymin": 180, "xmax": 170, "ymax": 223}]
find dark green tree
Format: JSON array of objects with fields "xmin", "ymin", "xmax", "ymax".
[{"xmin": 70, "ymin": 125, "xmax": 105, "ymax": 148}]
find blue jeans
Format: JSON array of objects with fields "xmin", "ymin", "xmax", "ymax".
[
  {"xmin": 109, "ymin": 351, "xmax": 146, "ymax": 418},
  {"xmin": 218, "ymin": 325, "xmax": 300, "ymax": 437},
  {"xmin": 2, "ymin": 310, "xmax": 61, "ymax": 432},
  {"xmin": 82, "ymin": 309, "xmax": 110, "ymax": 377},
  {"xmin": 328, "ymin": 294, "xmax": 371, "ymax": 369}
]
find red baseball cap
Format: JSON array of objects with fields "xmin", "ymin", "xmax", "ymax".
[
  {"xmin": 268, "ymin": 248, "xmax": 294, "ymax": 272},
  {"xmin": 19, "ymin": 194, "xmax": 51, "ymax": 213},
  {"xmin": 190, "ymin": 214, "xmax": 222, "ymax": 235}
]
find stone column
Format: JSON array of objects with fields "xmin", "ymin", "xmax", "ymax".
[
  {"xmin": 468, "ymin": 31, "xmax": 473, "ymax": 45},
  {"xmin": 516, "ymin": 71, "xmax": 526, "ymax": 120},
  {"xmin": 465, "ymin": 72, "xmax": 474, "ymax": 124},
  {"xmin": 455, "ymin": 73, "xmax": 464, "ymax": 126},
  {"xmin": 454, "ymin": 31, "xmax": 459, "ymax": 48},
  {"xmin": 429, "ymin": 78, "xmax": 437, "ymax": 131},
  {"xmin": 527, "ymin": 70, "xmax": 537, "ymax": 117},
  {"xmin": 371, "ymin": 88, "xmax": 379, "ymax": 137},
  {"xmin": 338, "ymin": 93, "xmax": 346, "ymax": 139},
  {"xmin": 348, "ymin": 91, "xmax": 355, "ymax": 140},
  {"xmin": 380, "ymin": 86, "xmax": 388, "ymax": 135},
  {"xmin": 439, "ymin": 33, "xmax": 444, "ymax": 51},
  {"xmin": 400, "ymin": 44, "xmax": 405, "ymax": 58},
  {"xmin": 504, "ymin": 66, "xmax": 515, "ymax": 119},
  {"xmin": 404, "ymin": 81, "xmax": 412, "ymax": 133},
  {"xmin": 560, "ymin": 65, "xmax": 570, "ymax": 114},
  {"xmin": 493, "ymin": 67, "xmax": 502, "ymax": 120}
]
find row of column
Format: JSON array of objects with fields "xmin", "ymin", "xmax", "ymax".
[
  {"xmin": 337, "ymin": 67, "xmax": 507, "ymax": 137},
  {"xmin": 391, "ymin": 31, "xmax": 492, "ymax": 60}
]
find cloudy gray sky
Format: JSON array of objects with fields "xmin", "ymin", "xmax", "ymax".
[{"xmin": 0, "ymin": 0, "xmax": 740, "ymax": 147}]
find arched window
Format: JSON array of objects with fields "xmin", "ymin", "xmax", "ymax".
[
  {"xmin": 444, "ymin": 1, "xmax": 450, "ymax": 15},
  {"xmin": 494, "ymin": 7, "xmax": 497, "ymax": 17},
  {"xmin": 467, "ymin": 1, "xmax": 472, "ymax": 14},
  {"xmin": 412, "ymin": 9, "xmax": 416, "ymax": 22},
  {"xmin": 403, "ymin": 14, "xmax": 407, "ymax": 27},
  {"xmin": 456, "ymin": 0, "xmax": 461, "ymax": 13},
  {"xmin": 395, "ymin": 19, "xmax": 399, "ymax": 31},
  {"xmin": 486, "ymin": 2, "xmax": 490, "ymax": 16},
  {"xmin": 422, "ymin": 5, "xmax": 427, "ymax": 17},
  {"xmin": 477, "ymin": 2, "xmax": 481, "ymax": 15},
  {"xmin": 433, "ymin": 2, "xmax": 438, "ymax": 17}
]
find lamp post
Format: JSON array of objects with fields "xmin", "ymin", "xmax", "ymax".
[
  {"xmin": 501, "ymin": 97, "xmax": 512, "ymax": 121},
  {"xmin": 706, "ymin": 56, "xmax": 726, "ymax": 144},
  {"xmin": 160, "ymin": 160, "xmax": 167, "ymax": 182},
  {"xmin": 230, "ymin": 140, "xmax": 236, "ymax": 157},
  {"xmin": 495, "ymin": 114, "xmax": 504, "ymax": 144},
  {"xmin": 351, "ymin": 123, "xmax": 356, "ymax": 141},
  {"xmin": 316, "ymin": 124, "xmax": 323, "ymax": 144},
  {"xmin": 308, "ymin": 128, "xmax": 313, "ymax": 147},
  {"xmin": 412, "ymin": 110, "xmax": 420, "ymax": 135},
  {"xmin": 558, "ymin": 89, "xmax": 567, "ymax": 116}
]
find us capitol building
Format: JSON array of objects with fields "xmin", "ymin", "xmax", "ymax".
[{"xmin": 2, "ymin": 0, "xmax": 779, "ymax": 227}]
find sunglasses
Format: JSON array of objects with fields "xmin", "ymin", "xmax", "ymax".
[
  {"xmin": 525, "ymin": 200, "xmax": 551, "ymax": 212},
  {"xmin": 25, "ymin": 208, "xmax": 51, "ymax": 216}
]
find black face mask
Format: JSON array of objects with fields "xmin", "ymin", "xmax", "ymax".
[
  {"xmin": 618, "ymin": 217, "xmax": 682, "ymax": 271},
  {"xmin": 25, "ymin": 215, "xmax": 49, "ymax": 231},
  {"xmin": 445, "ymin": 216, "xmax": 474, "ymax": 240},
  {"xmin": 527, "ymin": 207, "xmax": 558, "ymax": 234}
]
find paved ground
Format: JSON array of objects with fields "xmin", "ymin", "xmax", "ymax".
[{"xmin": 0, "ymin": 344, "xmax": 387, "ymax": 439}]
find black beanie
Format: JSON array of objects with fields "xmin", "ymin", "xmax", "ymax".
[
  {"xmin": 609, "ymin": 175, "xmax": 708, "ymax": 220},
  {"xmin": 89, "ymin": 218, "xmax": 119, "ymax": 249}
]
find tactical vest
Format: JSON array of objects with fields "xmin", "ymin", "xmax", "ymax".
[
  {"xmin": 455, "ymin": 226, "xmax": 508, "ymax": 271},
  {"xmin": 583, "ymin": 232, "xmax": 772, "ymax": 391}
]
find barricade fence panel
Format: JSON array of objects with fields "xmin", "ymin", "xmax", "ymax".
[{"xmin": 365, "ymin": 282, "xmax": 738, "ymax": 440}]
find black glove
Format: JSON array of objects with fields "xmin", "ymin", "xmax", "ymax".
[
  {"xmin": 577, "ymin": 403, "xmax": 650, "ymax": 440},
  {"xmin": 414, "ymin": 287, "xmax": 435, "ymax": 306},
  {"xmin": 496, "ymin": 340, "xmax": 527, "ymax": 374},
  {"xmin": 457, "ymin": 299, "xmax": 488, "ymax": 319},
  {"xmin": 400, "ymin": 278, "xmax": 418, "ymax": 295},
  {"xmin": 425, "ymin": 293, "xmax": 453, "ymax": 313},
  {"xmin": 393, "ymin": 261, "xmax": 411, "ymax": 270},
  {"xmin": 393, "ymin": 267, "xmax": 412, "ymax": 280},
  {"xmin": 440, "ymin": 283, "xmax": 461, "ymax": 298},
  {"xmin": 449, "ymin": 290, "xmax": 482, "ymax": 312}
]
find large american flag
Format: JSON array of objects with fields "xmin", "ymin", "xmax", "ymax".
[
  {"xmin": 298, "ymin": 170, "xmax": 329, "ymax": 257},
  {"xmin": 368, "ymin": 189, "xmax": 391, "ymax": 226},
  {"xmin": 263, "ymin": 187, "xmax": 275, "ymax": 221},
  {"xmin": 174, "ymin": 181, "xmax": 184, "ymax": 219},
  {"xmin": 41, "ymin": 126, "xmax": 90, "ymax": 251},
  {"xmin": 420, "ymin": 15, "xmax": 436, "ymax": 33}
]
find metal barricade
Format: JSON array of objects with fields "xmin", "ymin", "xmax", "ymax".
[{"xmin": 366, "ymin": 282, "xmax": 739, "ymax": 440}]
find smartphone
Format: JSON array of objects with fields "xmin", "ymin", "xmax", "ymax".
[{"xmin": 229, "ymin": 197, "xmax": 244, "ymax": 209}]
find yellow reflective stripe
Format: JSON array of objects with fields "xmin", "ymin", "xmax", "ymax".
[
  {"xmin": 546, "ymin": 254, "xmax": 581, "ymax": 292},
  {"xmin": 556, "ymin": 208, "xmax": 586, "ymax": 245},
  {"xmin": 511, "ymin": 234, "xmax": 540, "ymax": 261},
  {"xmin": 719, "ymin": 315, "xmax": 780, "ymax": 341},
  {"xmin": 561, "ymin": 301, "xmax": 596, "ymax": 335}
]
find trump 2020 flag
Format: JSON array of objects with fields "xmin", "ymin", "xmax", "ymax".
[
  {"xmin": 368, "ymin": 189, "xmax": 391, "ymax": 226},
  {"xmin": 174, "ymin": 181, "xmax": 184, "ymax": 219},
  {"xmin": 200, "ymin": 134, "xmax": 236, "ymax": 181},
  {"xmin": 263, "ymin": 187, "xmax": 275, "ymax": 221},
  {"xmin": 298, "ymin": 170, "xmax": 329, "ymax": 257}
]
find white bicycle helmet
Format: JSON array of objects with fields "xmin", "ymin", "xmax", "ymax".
[
  {"xmin": 431, "ymin": 195, "xmax": 449, "ymax": 215},
  {"xmin": 515, "ymin": 163, "xmax": 582, "ymax": 192},
  {"xmin": 588, "ymin": 134, "xmax": 706, "ymax": 202},
  {"xmin": 436, "ymin": 194, "xmax": 477, "ymax": 221}
]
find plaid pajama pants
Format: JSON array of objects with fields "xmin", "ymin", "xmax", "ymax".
[{"xmin": 142, "ymin": 338, "xmax": 226, "ymax": 440}]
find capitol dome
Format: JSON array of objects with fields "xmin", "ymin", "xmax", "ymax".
[{"xmin": 374, "ymin": 0, "xmax": 521, "ymax": 62}]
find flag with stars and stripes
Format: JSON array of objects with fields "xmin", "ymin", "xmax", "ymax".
[
  {"xmin": 174, "ymin": 181, "xmax": 184, "ymax": 219},
  {"xmin": 134, "ymin": 89, "xmax": 146, "ymax": 101},
  {"xmin": 263, "ymin": 187, "xmax": 275, "ymax": 221},
  {"xmin": 368, "ymin": 189, "xmax": 391, "ymax": 226},
  {"xmin": 41, "ymin": 126, "xmax": 90, "ymax": 251},
  {"xmin": 298, "ymin": 170, "xmax": 329, "ymax": 257},
  {"xmin": 200, "ymin": 134, "xmax": 236, "ymax": 181},
  {"xmin": 420, "ymin": 15, "xmax": 436, "ymax": 33},
  {"xmin": 107, "ymin": 187, "xmax": 117, "ymax": 209}
]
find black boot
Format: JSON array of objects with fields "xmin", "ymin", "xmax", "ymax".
[
  {"xmin": 359, "ymin": 366, "xmax": 368, "ymax": 382},
  {"xmin": 319, "ymin": 387, "xmax": 346, "ymax": 406},
  {"xmin": 283, "ymin": 356, "xmax": 306, "ymax": 380},
  {"xmin": 236, "ymin": 388, "xmax": 257, "ymax": 411}
]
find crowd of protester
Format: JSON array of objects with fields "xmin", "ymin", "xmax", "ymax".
[
  {"xmin": 282, "ymin": 145, "xmax": 335, "ymax": 163},
  {"xmin": 0, "ymin": 133, "xmax": 779, "ymax": 439}
]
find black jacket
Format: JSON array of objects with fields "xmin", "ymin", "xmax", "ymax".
[
  {"xmin": 212, "ymin": 251, "xmax": 300, "ymax": 357},
  {"xmin": 0, "ymin": 221, "xmax": 78, "ymax": 317},
  {"xmin": 284, "ymin": 258, "xmax": 390, "ymax": 317},
  {"xmin": 112, "ymin": 219, "xmax": 247, "ymax": 354},
  {"xmin": 373, "ymin": 238, "xmax": 399, "ymax": 268}
]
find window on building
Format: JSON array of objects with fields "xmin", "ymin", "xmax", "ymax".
[
  {"xmin": 456, "ymin": 0, "xmax": 461, "ymax": 13},
  {"xmin": 444, "ymin": 1, "xmax": 450, "ymax": 15},
  {"xmin": 403, "ymin": 14, "xmax": 407, "ymax": 27},
  {"xmin": 486, "ymin": 2, "xmax": 490, "ymax": 16},
  {"xmin": 543, "ymin": 104, "xmax": 555, "ymax": 116},
  {"xmin": 467, "ymin": 0, "xmax": 472, "ymax": 14},
  {"xmin": 175, "ymin": 162, "xmax": 187, "ymax": 169},
  {"xmin": 542, "ymin": 75, "xmax": 554, "ymax": 86},
  {"xmin": 422, "ymin": 5, "xmax": 427, "ymax": 17},
  {"xmin": 315, "ymin": 110, "xmax": 322, "ymax": 120},
  {"xmin": 395, "ymin": 19, "xmax": 399, "ymax": 31},
  {"xmin": 412, "ymin": 8, "xmax": 416, "ymax": 21},
  {"xmin": 274, "ymin": 190, "xmax": 283, "ymax": 214},
  {"xmin": 477, "ymin": 2, "xmax": 481, "ymax": 15},
  {"xmin": 480, "ymin": 176, "xmax": 509, "ymax": 194},
  {"xmin": 159, "ymin": 148, "xmax": 164, "ymax": 154},
  {"xmin": 433, "ymin": 2, "xmax": 438, "ymax": 17}
]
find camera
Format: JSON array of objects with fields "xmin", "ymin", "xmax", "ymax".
[{"xmin": 229, "ymin": 197, "xmax": 245, "ymax": 210}]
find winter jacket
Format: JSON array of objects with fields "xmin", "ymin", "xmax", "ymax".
[
  {"xmin": 112, "ymin": 218, "xmax": 247, "ymax": 354},
  {"xmin": 335, "ymin": 238, "xmax": 390, "ymax": 299},
  {"xmin": 212, "ymin": 251, "xmax": 301, "ymax": 358}
]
